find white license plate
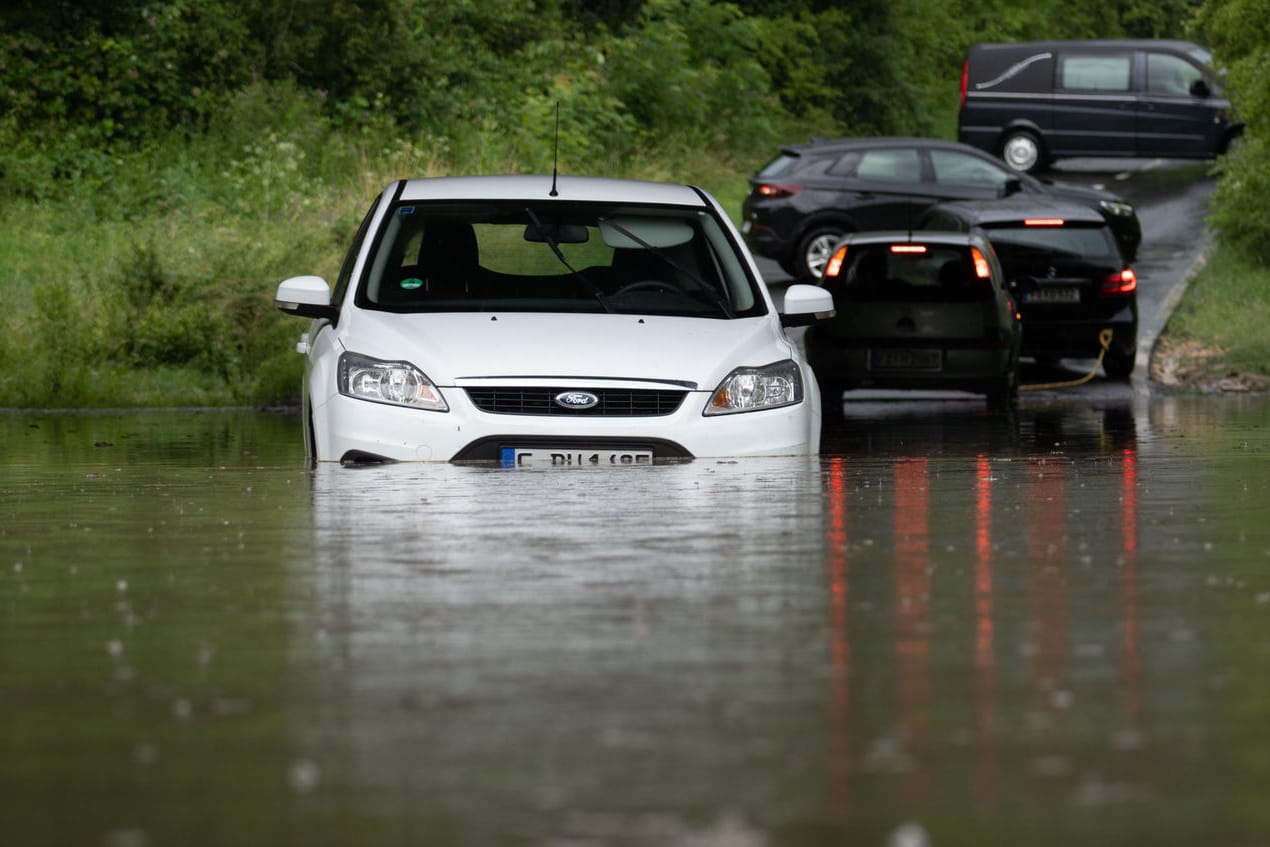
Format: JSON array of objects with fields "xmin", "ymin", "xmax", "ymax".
[
  {"xmin": 1026, "ymin": 286, "xmax": 1080, "ymax": 303},
  {"xmin": 501, "ymin": 447, "xmax": 654, "ymax": 468},
  {"xmin": 869, "ymin": 348, "xmax": 942, "ymax": 371}
]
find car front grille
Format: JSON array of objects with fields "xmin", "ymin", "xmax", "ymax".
[{"xmin": 465, "ymin": 387, "xmax": 689, "ymax": 417}]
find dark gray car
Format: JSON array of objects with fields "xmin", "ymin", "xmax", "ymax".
[{"xmin": 741, "ymin": 136, "xmax": 1141, "ymax": 281}]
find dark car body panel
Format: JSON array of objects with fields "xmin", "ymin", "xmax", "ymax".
[
  {"xmin": 741, "ymin": 137, "xmax": 1141, "ymax": 281},
  {"xmin": 958, "ymin": 39, "xmax": 1242, "ymax": 167}
]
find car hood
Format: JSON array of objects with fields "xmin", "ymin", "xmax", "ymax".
[
  {"xmin": 337, "ymin": 311, "xmax": 792, "ymax": 390},
  {"xmin": 1035, "ymin": 178, "xmax": 1123, "ymax": 205}
]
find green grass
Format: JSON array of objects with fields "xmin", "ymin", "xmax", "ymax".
[{"xmin": 1164, "ymin": 247, "xmax": 1270, "ymax": 375}]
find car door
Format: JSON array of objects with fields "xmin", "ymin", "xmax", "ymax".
[
  {"xmin": 1135, "ymin": 49, "xmax": 1224, "ymax": 158},
  {"xmin": 1052, "ymin": 49, "xmax": 1136, "ymax": 157},
  {"xmin": 833, "ymin": 146, "xmax": 937, "ymax": 231}
]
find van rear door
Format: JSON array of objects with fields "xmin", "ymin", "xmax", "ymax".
[{"xmin": 1052, "ymin": 49, "xmax": 1135, "ymax": 157}]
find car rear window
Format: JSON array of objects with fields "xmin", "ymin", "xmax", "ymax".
[
  {"xmin": 838, "ymin": 243, "xmax": 994, "ymax": 303},
  {"xmin": 983, "ymin": 224, "xmax": 1118, "ymax": 260}
]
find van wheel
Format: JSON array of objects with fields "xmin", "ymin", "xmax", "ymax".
[
  {"xmin": 797, "ymin": 226, "xmax": 846, "ymax": 280},
  {"xmin": 1001, "ymin": 130, "xmax": 1044, "ymax": 173}
]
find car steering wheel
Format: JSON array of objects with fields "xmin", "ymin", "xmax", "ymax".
[{"xmin": 613, "ymin": 280, "xmax": 676, "ymax": 297}]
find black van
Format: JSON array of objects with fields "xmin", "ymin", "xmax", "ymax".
[{"xmin": 958, "ymin": 39, "xmax": 1242, "ymax": 173}]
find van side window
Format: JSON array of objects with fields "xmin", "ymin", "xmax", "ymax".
[
  {"xmin": 1147, "ymin": 53, "xmax": 1204, "ymax": 96},
  {"xmin": 855, "ymin": 149, "xmax": 921, "ymax": 181},
  {"xmin": 1059, "ymin": 54, "xmax": 1131, "ymax": 91}
]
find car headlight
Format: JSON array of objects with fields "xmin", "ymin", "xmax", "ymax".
[
  {"xmin": 338, "ymin": 352, "xmax": 448, "ymax": 411},
  {"xmin": 1099, "ymin": 199, "xmax": 1135, "ymax": 217},
  {"xmin": 704, "ymin": 360, "xmax": 803, "ymax": 416}
]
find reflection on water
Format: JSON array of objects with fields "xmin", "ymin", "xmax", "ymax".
[{"xmin": 2, "ymin": 398, "xmax": 1269, "ymax": 845}]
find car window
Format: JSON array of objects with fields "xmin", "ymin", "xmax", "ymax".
[
  {"xmin": 757, "ymin": 154, "xmax": 799, "ymax": 178},
  {"xmin": 984, "ymin": 225, "xmax": 1118, "ymax": 260},
  {"xmin": 930, "ymin": 151, "xmax": 1010, "ymax": 189},
  {"xmin": 332, "ymin": 200, "xmax": 378, "ymax": 306},
  {"xmin": 357, "ymin": 201, "xmax": 763, "ymax": 319},
  {"xmin": 854, "ymin": 149, "xmax": 922, "ymax": 181},
  {"xmin": 1147, "ymin": 52, "xmax": 1204, "ymax": 96},
  {"xmin": 841, "ymin": 244, "xmax": 992, "ymax": 302},
  {"xmin": 1058, "ymin": 54, "xmax": 1131, "ymax": 91}
]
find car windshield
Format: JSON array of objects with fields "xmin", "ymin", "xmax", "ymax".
[
  {"xmin": 358, "ymin": 201, "xmax": 763, "ymax": 318},
  {"xmin": 984, "ymin": 224, "xmax": 1118, "ymax": 260},
  {"xmin": 840, "ymin": 243, "xmax": 994, "ymax": 303}
]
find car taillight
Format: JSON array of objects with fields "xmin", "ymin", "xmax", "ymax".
[
  {"xmin": 890, "ymin": 244, "xmax": 927, "ymax": 254},
  {"xmin": 823, "ymin": 245, "xmax": 849, "ymax": 280},
  {"xmin": 959, "ymin": 60, "xmax": 968, "ymax": 111},
  {"xmin": 756, "ymin": 183, "xmax": 802, "ymax": 199},
  {"xmin": 1102, "ymin": 268, "xmax": 1137, "ymax": 295},
  {"xmin": 1024, "ymin": 218, "xmax": 1065, "ymax": 226},
  {"xmin": 970, "ymin": 246, "xmax": 991, "ymax": 279}
]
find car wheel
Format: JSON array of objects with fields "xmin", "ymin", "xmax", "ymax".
[
  {"xmin": 986, "ymin": 369, "xmax": 1019, "ymax": 410},
  {"xmin": 1000, "ymin": 130, "xmax": 1044, "ymax": 174},
  {"xmin": 797, "ymin": 226, "xmax": 846, "ymax": 280},
  {"xmin": 1102, "ymin": 341, "xmax": 1136, "ymax": 380}
]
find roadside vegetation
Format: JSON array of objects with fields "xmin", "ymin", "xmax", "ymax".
[{"xmin": 0, "ymin": 0, "xmax": 1261, "ymax": 408}]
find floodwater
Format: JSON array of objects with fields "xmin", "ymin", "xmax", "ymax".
[{"xmin": 2, "ymin": 398, "xmax": 1269, "ymax": 847}]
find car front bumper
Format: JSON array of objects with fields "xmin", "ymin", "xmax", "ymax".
[{"xmin": 311, "ymin": 387, "xmax": 820, "ymax": 463}]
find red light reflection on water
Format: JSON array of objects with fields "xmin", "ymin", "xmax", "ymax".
[{"xmin": 822, "ymin": 434, "xmax": 1141, "ymax": 821}]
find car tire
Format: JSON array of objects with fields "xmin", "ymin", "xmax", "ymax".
[
  {"xmin": 796, "ymin": 226, "xmax": 846, "ymax": 281},
  {"xmin": 1000, "ymin": 130, "xmax": 1045, "ymax": 174},
  {"xmin": 1102, "ymin": 341, "xmax": 1136, "ymax": 380},
  {"xmin": 986, "ymin": 368, "xmax": 1019, "ymax": 410}
]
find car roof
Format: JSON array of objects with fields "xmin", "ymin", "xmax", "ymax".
[
  {"xmin": 395, "ymin": 174, "xmax": 709, "ymax": 206},
  {"xmin": 776, "ymin": 136, "xmax": 995, "ymax": 157},
  {"xmin": 843, "ymin": 230, "xmax": 994, "ymax": 248},
  {"xmin": 923, "ymin": 196, "xmax": 1106, "ymax": 226}
]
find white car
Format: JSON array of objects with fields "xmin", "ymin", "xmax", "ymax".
[{"xmin": 274, "ymin": 175, "xmax": 835, "ymax": 465}]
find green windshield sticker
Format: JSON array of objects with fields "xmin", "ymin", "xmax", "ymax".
[{"xmin": 400, "ymin": 277, "xmax": 423, "ymax": 290}]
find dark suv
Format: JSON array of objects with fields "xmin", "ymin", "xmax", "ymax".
[
  {"xmin": 919, "ymin": 197, "xmax": 1138, "ymax": 379},
  {"xmin": 740, "ymin": 136, "xmax": 1141, "ymax": 280}
]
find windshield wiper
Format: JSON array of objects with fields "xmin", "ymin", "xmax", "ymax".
[
  {"xmin": 597, "ymin": 216, "xmax": 735, "ymax": 318},
  {"xmin": 524, "ymin": 207, "xmax": 613, "ymax": 313}
]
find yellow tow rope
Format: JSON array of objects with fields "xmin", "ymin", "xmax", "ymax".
[{"xmin": 1019, "ymin": 328, "xmax": 1115, "ymax": 391}]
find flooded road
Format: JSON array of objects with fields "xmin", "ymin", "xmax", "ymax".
[{"xmin": 2, "ymin": 398, "xmax": 1269, "ymax": 846}]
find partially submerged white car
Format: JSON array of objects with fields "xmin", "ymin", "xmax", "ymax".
[{"xmin": 275, "ymin": 175, "xmax": 835, "ymax": 465}]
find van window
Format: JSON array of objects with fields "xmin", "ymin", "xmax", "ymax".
[
  {"xmin": 1058, "ymin": 54, "xmax": 1131, "ymax": 91},
  {"xmin": 855, "ymin": 149, "xmax": 921, "ymax": 181},
  {"xmin": 1147, "ymin": 53, "xmax": 1204, "ymax": 96}
]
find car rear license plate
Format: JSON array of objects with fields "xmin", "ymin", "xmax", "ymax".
[
  {"xmin": 501, "ymin": 447, "xmax": 654, "ymax": 468},
  {"xmin": 869, "ymin": 348, "xmax": 942, "ymax": 371},
  {"xmin": 1026, "ymin": 286, "xmax": 1080, "ymax": 303}
]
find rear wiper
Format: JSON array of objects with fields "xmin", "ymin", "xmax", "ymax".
[
  {"xmin": 598, "ymin": 216, "xmax": 735, "ymax": 318},
  {"xmin": 524, "ymin": 207, "xmax": 613, "ymax": 313}
]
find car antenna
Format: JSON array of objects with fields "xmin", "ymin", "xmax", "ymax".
[{"xmin": 549, "ymin": 101, "xmax": 560, "ymax": 197}]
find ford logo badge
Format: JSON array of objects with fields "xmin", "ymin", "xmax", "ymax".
[{"xmin": 555, "ymin": 391, "xmax": 599, "ymax": 410}]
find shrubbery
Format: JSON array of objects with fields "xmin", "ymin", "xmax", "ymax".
[{"xmin": 3, "ymin": 0, "xmax": 1254, "ymax": 408}]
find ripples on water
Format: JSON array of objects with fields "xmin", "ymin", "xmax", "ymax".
[{"xmin": 1, "ymin": 398, "xmax": 1268, "ymax": 846}]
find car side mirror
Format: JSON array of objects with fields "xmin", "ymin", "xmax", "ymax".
[
  {"xmin": 1190, "ymin": 78, "xmax": 1211, "ymax": 98},
  {"xmin": 1002, "ymin": 176, "xmax": 1023, "ymax": 197},
  {"xmin": 779, "ymin": 283, "xmax": 836, "ymax": 327},
  {"xmin": 276, "ymin": 275, "xmax": 339, "ymax": 321}
]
